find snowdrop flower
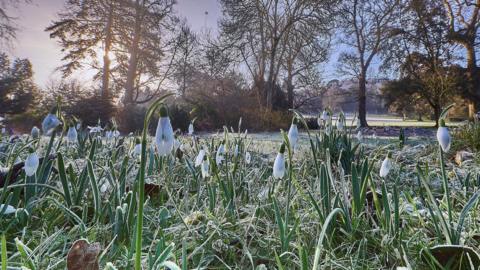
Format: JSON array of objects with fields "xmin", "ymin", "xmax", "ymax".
[
  {"xmin": 100, "ymin": 181, "xmax": 110, "ymax": 193},
  {"xmin": 24, "ymin": 150, "xmax": 39, "ymax": 177},
  {"xmin": 234, "ymin": 144, "xmax": 239, "ymax": 157},
  {"xmin": 67, "ymin": 126, "xmax": 77, "ymax": 143},
  {"xmin": 0, "ymin": 204, "xmax": 16, "ymax": 215},
  {"xmin": 88, "ymin": 125, "xmax": 103, "ymax": 134},
  {"xmin": 31, "ymin": 126, "xmax": 40, "ymax": 139},
  {"xmin": 76, "ymin": 122, "xmax": 82, "ymax": 130},
  {"xmin": 105, "ymin": 130, "xmax": 113, "ymax": 139},
  {"xmin": 273, "ymin": 144, "xmax": 286, "ymax": 179},
  {"xmin": 356, "ymin": 130, "xmax": 363, "ymax": 142},
  {"xmin": 188, "ymin": 123, "xmax": 194, "ymax": 135},
  {"xmin": 173, "ymin": 136, "xmax": 182, "ymax": 152},
  {"xmin": 155, "ymin": 106, "xmax": 174, "ymax": 156},
  {"xmin": 245, "ymin": 151, "xmax": 251, "ymax": 164},
  {"xmin": 42, "ymin": 110, "xmax": 61, "ymax": 135},
  {"xmin": 195, "ymin": 148, "xmax": 206, "ymax": 167},
  {"xmin": 321, "ymin": 109, "xmax": 329, "ymax": 122},
  {"xmin": 436, "ymin": 119, "xmax": 451, "ymax": 152},
  {"xmin": 288, "ymin": 118, "xmax": 299, "ymax": 151},
  {"xmin": 133, "ymin": 138, "xmax": 142, "ymax": 157},
  {"xmin": 380, "ymin": 152, "xmax": 393, "ymax": 178},
  {"xmin": 201, "ymin": 155, "xmax": 210, "ymax": 178},
  {"xmin": 216, "ymin": 141, "xmax": 225, "ymax": 165},
  {"xmin": 337, "ymin": 112, "xmax": 345, "ymax": 131},
  {"xmin": 112, "ymin": 130, "xmax": 120, "ymax": 138}
]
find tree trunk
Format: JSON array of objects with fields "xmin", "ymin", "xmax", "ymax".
[
  {"xmin": 124, "ymin": 0, "xmax": 142, "ymax": 106},
  {"xmin": 358, "ymin": 73, "xmax": 368, "ymax": 127},
  {"xmin": 101, "ymin": 2, "xmax": 114, "ymax": 99},
  {"xmin": 433, "ymin": 106, "xmax": 441, "ymax": 127},
  {"xmin": 465, "ymin": 42, "xmax": 478, "ymax": 119},
  {"xmin": 287, "ymin": 79, "xmax": 294, "ymax": 109}
]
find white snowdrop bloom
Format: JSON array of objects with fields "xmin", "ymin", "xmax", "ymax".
[
  {"xmin": 100, "ymin": 181, "xmax": 110, "ymax": 193},
  {"xmin": 173, "ymin": 138, "xmax": 182, "ymax": 152},
  {"xmin": 201, "ymin": 156, "xmax": 210, "ymax": 178},
  {"xmin": 0, "ymin": 204, "xmax": 16, "ymax": 215},
  {"xmin": 88, "ymin": 126, "xmax": 103, "ymax": 134},
  {"xmin": 67, "ymin": 126, "xmax": 77, "ymax": 143},
  {"xmin": 337, "ymin": 120, "xmax": 344, "ymax": 131},
  {"xmin": 133, "ymin": 144, "xmax": 141, "ymax": 156},
  {"xmin": 42, "ymin": 113, "xmax": 61, "ymax": 135},
  {"xmin": 380, "ymin": 152, "xmax": 393, "ymax": 178},
  {"xmin": 436, "ymin": 119, "xmax": 451, "ymax": 152},
  {"xmin": 112, "ymin": 130, "xmax": 120, "ymax": 138},
  {"xmin": 337, "ymin": 112, "xmax": 345, "ymax": 131},
  {"xmin": 273, "ymin": 144, "xmax": 286, "ymax": 179},
  {"xmin": 356, "ymin": 130, "xmax": 363, "ymax": 142},
  {"xmin": 234, "ymin": 144, "xmax": 239, "ymax": 157},
  {"xmin": 155, "ymin": 106, "xmax": 174, "ymax": 156},
  {"xmin": 216, "ymin": 143, "xmax": 225, "ymax": 165},
  {"xmin": 133, "ymin": 139, "xmax": 142, "ymax": 157},
  {"xmin": 195, "ymin": 148, "xmax": 206, "ymax": 167},
  {"xmin": 287, "ymin": 120, "xmax": 299, "ymax": 151},
  {"xmin": 188, "ymin": 123, "xmax": 194, "ymax": 135},
  {"xmin": 105, "ymin": 130, "xmax": 113, "ymax": 139},
  {"xmin": 31, "ymin": 126, "xmax": 40, "ymax": 139},
  {"xmin": 321, "ymin": 109, "xmax": 329, "ymax": 122},
  {"xmin": 24, "ymin": 151, "xmax": 39, "ymax": 177},
  {"xmin": 76, "ymin": 123, "xmax": 82, "ymax": 130},
  {"xmin": 245, "ymin": 151, "xmax": 251, "ymax": 164}
]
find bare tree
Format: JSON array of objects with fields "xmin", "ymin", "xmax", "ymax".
[
  {"xmin": 0, "ymin": 0, "xmax": 31, "ymax": 47},
  {"xmin": 338, "ymin": 0, "xmax": 404, "ymax": 127},
  {"xmin": 220, "ymin": 0, "xmax": 336, "ymax": 110},
  {"xmin": 443, "ymin": 0, "xmax": 480, "ymax": 118}
]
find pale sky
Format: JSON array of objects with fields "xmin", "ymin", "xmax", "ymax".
[{"xmin": 5, "ymin": 0, "xmax": 221, "ymax": 87}]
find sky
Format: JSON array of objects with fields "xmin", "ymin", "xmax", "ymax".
[{"xmin": 4, "ymin": 0, "xmax": 222, "ymax": 87}]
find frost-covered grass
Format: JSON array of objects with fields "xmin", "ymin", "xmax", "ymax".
[{"xmin": 0, "ymin": 107, "xmax": 479, "ymax": 269}]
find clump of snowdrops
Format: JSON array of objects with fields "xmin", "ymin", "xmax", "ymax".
[{"xmin": 0, "ymin": 102, "xmax": 479, "ymax": 269}]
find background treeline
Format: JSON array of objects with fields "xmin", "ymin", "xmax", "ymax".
[{"xmin": 1, "ymin": 0, "xmax": 480, "ymax": 132}]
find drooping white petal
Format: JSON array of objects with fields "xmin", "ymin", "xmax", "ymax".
[
  {"xmin": 67, "ymin": 127, "xmax": 77, "ymax": 143},
  {"xmin": 188, "ymin": 123, "xmax": 194, "ymax": 135},
  {"xmin": 133, "ymin": 144, "xmax": 142, "ymax": 156},
  {"xmin": 88, "ymin": 126, "xmax": 103, "ymax": 134},
  {"xmin": 42, "ymin": 114, "xmax": 61, "ymax": 135},
  {"xmin": 234, "ymin": 144, "xmax": 239, "ymax": 157},
  {"xmin": 0, "ymin": 204, "xmax": 16, "ymax": 215},
  {"xmin": 155, "ymin": 117, "xmax": 174, "ymax": 156},
  {"xmin": 380, "ymin": 157, "xmax": 392, "ymax": 177},
  {"xmin": 174, "ymin": 139, "xmax": 182, "ymax": 152},
  {"xmin": 321, "ymin": 110, "xmax": 328, "ymax": 121},
  {"xmin": 273, "ymin": 153, "xmax": 285, "ymax": 179},
  {"xmin": 31, "ymin": 126, "xmax": 40, "ymax": 139},
  {"xmin": 24, "ymin": 152, "xmax": 39, "ymax": 176},
  {"xmin": 245, "ymin": 152, "xmax": 251, "ymax": 164},
  {"xmin": 201, "ymin": 159, "xmax": 210, "ymax": 178},
  {"xmin": 356, "ymin": 130, "xmax": 363, "ymax": 142},
  {"xmin": 112, "ymin": 130, "xmax": 120, "ymax": 138},
  {"xmin": 195, "ymin": 149, "xmax": 206, "ymax": 167},
  {"xmin": 436, "ymin": 126, "xmax": 451, "ymax": 152},
  {"xmin": 288, "ymin": 124, "xmax": 299, "ymax": 151},
  {"xmin": 216, "ymin": 144, "xmax": 225, "ymax": 165}
]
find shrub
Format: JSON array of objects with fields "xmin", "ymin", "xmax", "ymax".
[
  {"xmin": 453, "ymin": 121, "xmax": 480, "ymax": 152},
  {"xmin": 69, "ymin": 96, "xmax": 117, "ymax": 127}
]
